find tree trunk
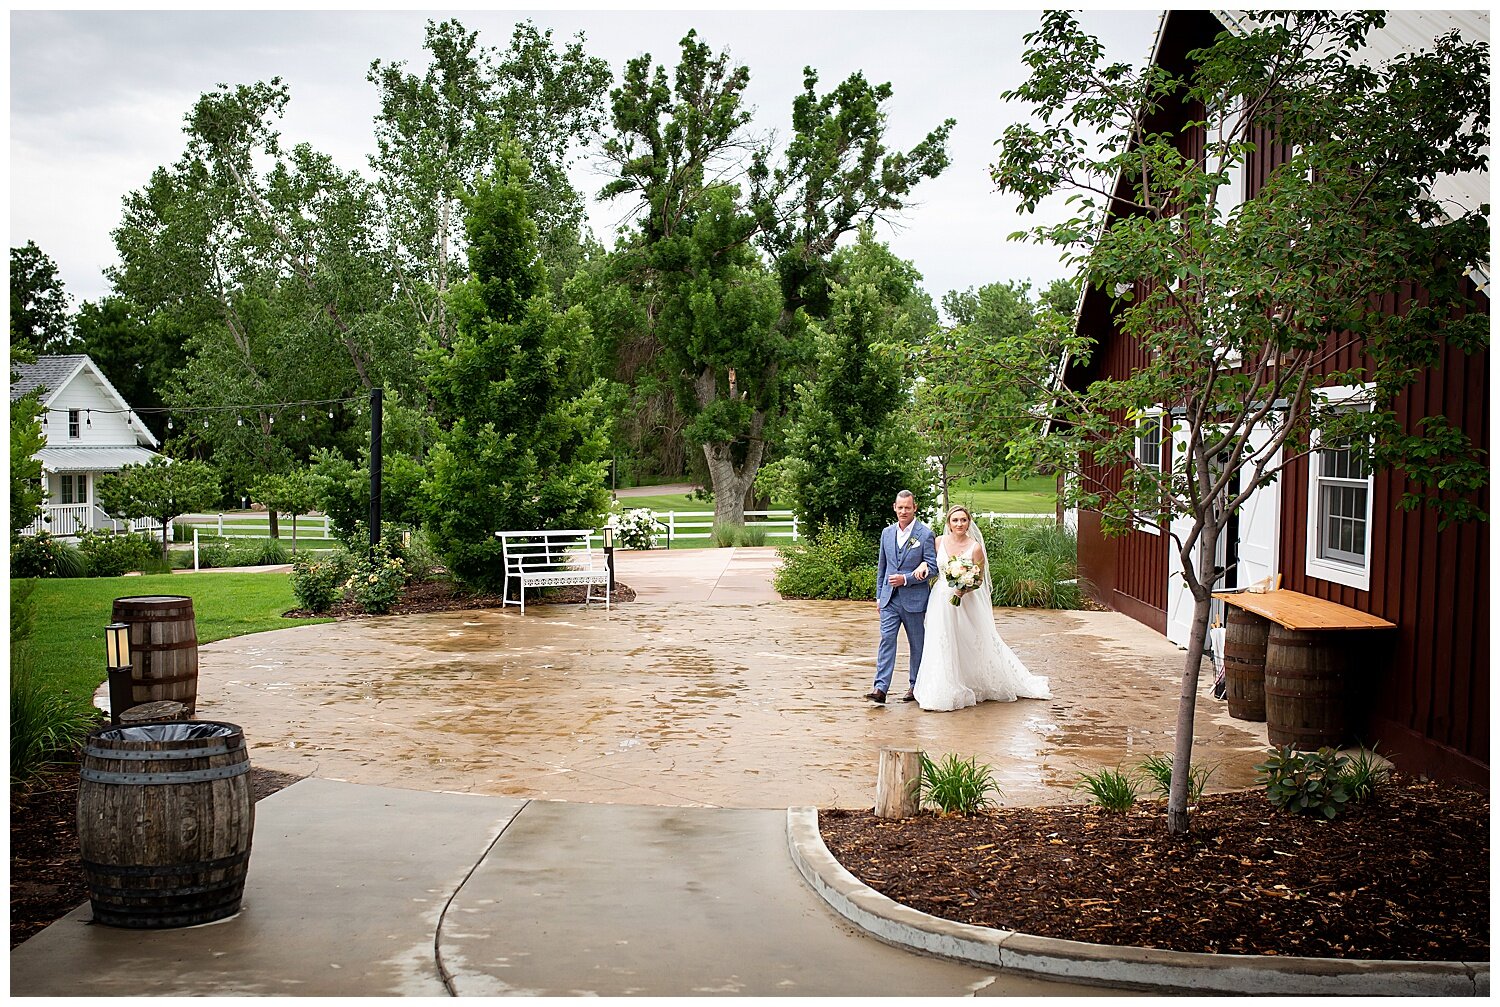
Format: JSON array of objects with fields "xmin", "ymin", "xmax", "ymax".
[
  {"xmin": 268, "ymin": 511, "xmax": 280, "ymax": 539},
  {"xmin": 1166, "ymin": 527, "xmax": 1218, "ymax": 835},
  {"xmin": 702, "ymin": 437, "xmax": 765, "ymax": 529}
]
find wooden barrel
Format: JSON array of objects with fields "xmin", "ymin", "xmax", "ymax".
[
  {"xmin": 113, "ymin": 596, "xmax": 199, "ymax": 718},
  {"xmin": 77, "ymin": 721, "xmax": 254, "ymax": 929},
  {"xmin": 1264, "ymin": 626, "xmax": 1351, "ymax": 750},
  {"xmin": 119, "ymin": 700, "xmax": 188, "ymax": 725},
  {"xmin": 1222, "ymin": 607, "xmax": 1269, "ymax": 722}
]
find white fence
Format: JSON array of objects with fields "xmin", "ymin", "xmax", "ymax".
[
  {"xmin": 22, "ymin": 504, "xmax": 166, "ymax": 539},
  {"xmin": 591, "ymin": 509, "xmax": 1054, "ymax": 549}
]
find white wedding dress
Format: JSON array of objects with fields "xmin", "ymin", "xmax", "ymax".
[{"xmin": 913, "ymin": 537, "xmax": 1051, "ymax": 712}]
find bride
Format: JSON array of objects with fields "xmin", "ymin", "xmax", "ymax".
[{"xmin": 913, "ymin": 505, "xmax": 1051, "ymax": 712}]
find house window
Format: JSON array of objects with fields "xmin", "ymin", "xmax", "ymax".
[
  {"xmin": 1134, "ymin": 408, "xmax": 1165, "ymax": 536},
  {"xmin": 68, "ymin": 409, "xmax": 80, "ymax": 439},
  {"xmin": 1305, "ymin": 385, "xmax": 1374, "ymax": 591},
  {"xmin": 61, "ymin": 474, "xmax": 74, "ymax": 505}
]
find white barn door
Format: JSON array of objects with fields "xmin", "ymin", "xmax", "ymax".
[{"xmin": 1165, "ymin": 423, "xmax": 1281, "ymax": 649}]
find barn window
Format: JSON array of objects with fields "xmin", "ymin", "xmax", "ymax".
[
  {"xmin": 1133, "ymin": 408, "xmax": 1165, "ymax": 536},
  {"xmin": 1304, "ymin": 385, "xmax": 1374, "ymax": 591}
]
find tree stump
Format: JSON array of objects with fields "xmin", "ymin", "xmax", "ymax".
[{"xmin": 875, "ymin": 746, "xmax": 921, "ymax": 819}]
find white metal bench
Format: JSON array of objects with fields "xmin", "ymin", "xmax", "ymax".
[{"xmin": 494, "ymin": 529, "xmax": 611, "ymax": 615}]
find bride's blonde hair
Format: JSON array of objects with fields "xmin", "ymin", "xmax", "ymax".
[{"xmin": 944, "ymin": 505, "xmax": 973, "ymax": 530}]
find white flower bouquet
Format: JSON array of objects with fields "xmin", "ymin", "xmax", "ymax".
[{"xmin": 943, "ymin": 555, "xmax": 981, "ymax": 606}]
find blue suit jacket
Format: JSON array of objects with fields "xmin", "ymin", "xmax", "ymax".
[{"xmin": 876, "ymin": 520, "xmax": 938, "ymax": 612}]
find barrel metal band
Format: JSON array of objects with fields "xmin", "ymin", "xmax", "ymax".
[
  {"xmin": 82, "ymin": 850, "xmax": 249, "ymax": 878},
  {"xmin": 80, "ymin": 761, "xmax": 250, "ymax": 785},
  {"xmin": 133, "ymin": 639, "xmax": 200, "ymax": 652},
  {"xmin": 85, "ymin": 741, "xmax": 243, "ymax": 761}
]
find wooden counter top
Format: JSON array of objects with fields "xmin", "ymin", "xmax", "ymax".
[{"xmin": 1214, "ymin": 589, "xmax": 1397, "ymax": 632}]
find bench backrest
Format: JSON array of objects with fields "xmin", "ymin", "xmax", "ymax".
[{"xmin": 495, "ymin": 529, "xmax": 598, "ymax": 575}]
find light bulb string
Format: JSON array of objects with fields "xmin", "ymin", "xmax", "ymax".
[{"xmin": 39, "ymin": 394, "xmax": 371, "ymax": 425}]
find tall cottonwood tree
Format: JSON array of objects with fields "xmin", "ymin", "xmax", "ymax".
[
  {"xmin": 368, "ymin": 19, "xmax": 611, "ymax": 345},
  {"xmin": 992, "ymin": 11, "xmax": 1489, "ymax": 833},
  {"xmin": 600, "ymin": 32, "xmax": 955, "ymax": 525},
  {"xmin": 10, "ymin": 241, "xmax": 73, "ymax": 355}
]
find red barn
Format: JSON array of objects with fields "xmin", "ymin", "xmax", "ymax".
[{"xmin": 1061, "ymin": 10, "xmax": 1489, "ymax": 783}]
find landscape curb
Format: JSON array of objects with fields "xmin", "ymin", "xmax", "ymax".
[{"xmin": 786, "ymin": 807, "xmax": 1488, "ymax": 996}]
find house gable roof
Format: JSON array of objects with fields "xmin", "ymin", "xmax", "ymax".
[{"xmin": 10, "ymin": 353, "xmax": 160, "ymax": 448}]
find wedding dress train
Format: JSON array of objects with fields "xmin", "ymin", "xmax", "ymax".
[{"xmin": 913, "ymin": 546, "xmax": 1051, "ymax": 711}]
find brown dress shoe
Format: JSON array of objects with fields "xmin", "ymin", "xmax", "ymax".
[
  {"xmin": 864, "ymin": 689, "xmax": 886, "ymax": 704},
  {"xmin": 901, "ymin": 690, "xmax": 917, "ymax": 702}
]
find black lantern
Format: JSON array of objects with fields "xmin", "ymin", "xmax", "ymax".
[
  {"xmin": 104, "ymin": 622, "xmax": 133, "ymax": 725},
  {"xmin": 602, "ymin": 525, "xmax": 616, "ymax": 593}
]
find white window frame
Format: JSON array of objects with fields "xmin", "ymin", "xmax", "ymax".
[
  {"xmin": 1304, "ymin": 383, "xmax": 1374, "ymax": 591},
  {"xmin": 1133, "ymin": 407, "xmax": 1166, "ymax": 536},
  {"xmin": 68, "ymin": 409, "xmax": 80, "ymax": 440}
]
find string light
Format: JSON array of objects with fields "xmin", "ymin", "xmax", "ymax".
[
  {"xmin": 167, "ymin": 418, "xmax": 173, "ymax": 430},
  {"xmin": 236, "ymin": 417, "xmax": 243, "ymax": 427}
]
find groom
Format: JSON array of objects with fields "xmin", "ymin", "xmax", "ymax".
[{"xmin": 868, "ymin": 489, "xmax": 938, "ymax": 704}]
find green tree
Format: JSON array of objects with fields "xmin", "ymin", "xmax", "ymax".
[
  {"xmin": 599, "ymin": 33, "xmax": 955, "ymax": 526},
  {"xmin": 11, "ymin": 241, "xmax": 73, "ymax": 355},
  {"xmin": 250, "ymin": 468, "xmax": 318, "ymax": 549},
  {"xmin": 779, "ymin": 233, "xmax": 935, "ymax": 539},
  {"xmin": 72, "ymin": 297, "xmax": 179, "ymax": 443},
  {"xmin": 368, "ymin": 19, "xmax": 611, "ymax": 342},
  {"xmin": 9, "ymin": 344, "xmax": 46, "ymax": 539},
  {"xmin": 992, "ymin": 11, "xmax": 1489, "ymax": 833},
  {"xmin": 421, "ymin": 150, "xmax": 610, "ymax": 590},
  {"xmin": 98, "ymin": 456, "xmax": 222, "ymax": 558},
  {"xmin": 915, "ymin": 278, "xmax": 1078, "ymax": 505}
]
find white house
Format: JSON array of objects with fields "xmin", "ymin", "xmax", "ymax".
[{"xmin": 11, "ymin": 354, "xmax": 164, "ymax": 538}]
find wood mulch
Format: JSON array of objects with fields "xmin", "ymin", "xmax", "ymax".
[{"xmin": 820, "ymin": 777, "xmax": 1488, "ymax": 962}]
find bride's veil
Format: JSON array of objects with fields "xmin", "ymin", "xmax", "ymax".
[{"xmin": 970, "ymin": 515, "xmax": 994, "ymax": 609}]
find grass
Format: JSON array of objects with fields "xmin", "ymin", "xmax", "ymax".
[
  {"xmin": 15, "ymin": 573, "xmax": 331, "ymax": 709},
  {"xmin": 947, "ymin": 473, "xmax": 1059, "ymax": 516}
]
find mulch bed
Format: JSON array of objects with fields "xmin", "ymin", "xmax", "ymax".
[
  {"xmin": 11, "ymin": 759, "xmax": 303, "ymax": 949},
  {"xmin": 283, "ymin": 577, "xmax": 636, "ymax": 619},
  {"xmin": 820, "ymin": 777, "xmax": 1488, "ymax": 961}
]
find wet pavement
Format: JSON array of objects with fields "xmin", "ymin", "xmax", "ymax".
[{"xmin": 195, "ymin": 547, "xmax": 1272, "ymax": 808}]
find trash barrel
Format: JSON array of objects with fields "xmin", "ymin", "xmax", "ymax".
[
  {"xmin": 77, "ymin": 721, "xmax": 254, "ymax": 928},
  {"xmin": 112, "ymin": 595, "xmax": 199, "ymax": 718}
]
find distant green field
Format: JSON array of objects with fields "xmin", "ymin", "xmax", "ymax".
[{"xmin": 14, "ymin": 574, "xmax": 330, "ymax": 709}]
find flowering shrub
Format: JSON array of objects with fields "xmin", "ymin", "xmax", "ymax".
[
  {"xmin": 77, "ymin": 530, "xmax": 160, "ymax": 577},
  {"xmin": 10, "ymin": 533, "xmax": 61, "ymax": 578},
  {"xmin": 608, "ymin": 508, "xmax": 665, "ymax": 550},
  {"xmin": 343, "ymin": 546, "xmax": 406, "ymax": 614},
  {"xmin": 290, "ymin": 550, "xmax": 352, "ymax": 613}
]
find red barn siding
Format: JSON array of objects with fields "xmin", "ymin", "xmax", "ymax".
[{"xmin": 1068, "ymin": 9, "xmax": 1488, "ymax": 783}]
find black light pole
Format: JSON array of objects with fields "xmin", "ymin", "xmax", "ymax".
[{"xmin": 369, "ymin": 387, "xmax": 383, "ymax": 554}]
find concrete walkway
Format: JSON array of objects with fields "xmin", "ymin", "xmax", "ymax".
[{"xmin": 15, "ymin": 546, "xmax": 1283, "ymax": 995}]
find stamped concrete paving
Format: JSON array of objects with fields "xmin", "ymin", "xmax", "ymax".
[{"xmin": 195, "ymin": 548, "xmax": 1271, "ymax": 807}]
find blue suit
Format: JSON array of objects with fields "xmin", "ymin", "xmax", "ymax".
[{"xmin": 874, "ymin": 520, "xmax": 938, "ymax": 693}]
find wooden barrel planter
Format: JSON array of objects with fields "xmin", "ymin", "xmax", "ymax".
[
  {"xmin": 1264, "ymin": 625, "xmax": 1352, "ymax": 750},
  {"xmin": 77, "ymin": 721, "xmax": 254, "ymax": 929},
  {"xmin": 1222, "ymin": 607, "xmax": 1269, "ymax": 722},
  {"xmin": 113, "ymin": 595, "xmax": 199, "ymax": 718}
]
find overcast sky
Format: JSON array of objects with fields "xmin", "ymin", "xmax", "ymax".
[{"xmin": 10, "ymin": 8, "xmax": 1161, "ymax": 316}]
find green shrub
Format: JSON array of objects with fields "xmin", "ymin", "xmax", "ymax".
[
  {"xmin": 343, "ymin": 541, "xmax": 405, "ymax": 614},
  {"xmin": 773, "ymin": 518, "xmax": 878, "ymax": 600},
  {"xmin": 290, "ymin": 550, "xmax": 352, "ymax": 614},
  {"xmin": 1075, "ymin": 766, "xmax": 1138, "ymax": 813},
  {"xmin": 400, "ymin": 527, "xmax": 441, "ymax": 582},
  {"xmin": 11, "ymin": 583, "xmax": 96, "ymax": 787},
  {"xmin": 1255, "ymin": 746, "xmax": 1353, "ymax": 820},
  {"xmin": 979, "ymin": 519, "xmax": 1085, "ymax": 609},
  {"xmin": 920, "ymin": 752, "xmax": 1002, "ymax": 815},
  {"xmin": 1138, "ymin": 752, "xmax": 1215, "ymax": 805},
  {"xmin": 712, "ymin": 522, "xmax": 769, "ymax": 548},
  {"xmin": 169, "ymin": 550, "xmax": 197, "ymax": 570},
  {"xmin": 1342, "ymin": 746, "xmax": 1392, "ymax": 803},
  {"xmin": 53, "ymin": 541, "xmax": 88, "ymax": 578},
  {"xmin": 241, "ymin": 538, "xmax": 290, "ymax": 566},
  {"xmin": 195, "ymin": 536, "xmax": 234, "ymax": 569},
  {"xmin": 10, "ymin": 533, "xmax": 60, "ymax": 578},
  {"xmin": 77, "ymin": 530, "xmax": 158, "ymax": 577}
]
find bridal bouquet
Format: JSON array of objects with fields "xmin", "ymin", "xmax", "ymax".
[{"xmin": 943, "ymin": 555, "xmax": 981, "ymax": 606}]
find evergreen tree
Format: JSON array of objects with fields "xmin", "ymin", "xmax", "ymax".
[{"xmin": 421, "ymin": 149, "xmax": 611, "ymax": 591}]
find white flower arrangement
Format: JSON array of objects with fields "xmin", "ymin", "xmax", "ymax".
[{"xmin": 607, "ymin": 508, "xmax": 665, "ymax": 550}]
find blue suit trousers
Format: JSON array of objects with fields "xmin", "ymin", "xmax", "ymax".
[{"xmin": 875, "ymin": 602, "xmax": 925, "ymax": 693}]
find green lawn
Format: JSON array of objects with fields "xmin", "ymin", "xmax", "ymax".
[
  {"xmin": 14, "ymin": 573, "xmax": 330, "ymax": 709},
  {"xmin": 948, "ymin": 474, "xmax": 1059, "ymax": 515}
]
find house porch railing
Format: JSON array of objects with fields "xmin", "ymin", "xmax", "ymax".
[{"xmin": 20, "ymin": 504, "xmax": 167, "ymax": 540}]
